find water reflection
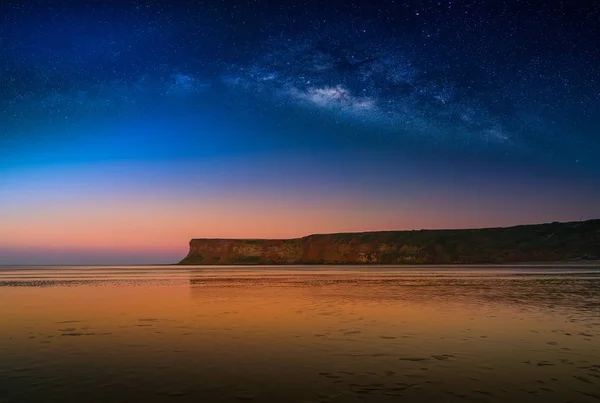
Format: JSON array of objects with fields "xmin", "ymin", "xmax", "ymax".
[{"xmin": 0, "ymin": 266, "xmax": 599, "ymax": 402}]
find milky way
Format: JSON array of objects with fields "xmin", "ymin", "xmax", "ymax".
[
  {"xmin": 223, "ymin": 31, "xmax": 518, "ymax": 145},
  {"xmin": 1, "ymin": 0, "xmax": 599, "ymax": 166}
]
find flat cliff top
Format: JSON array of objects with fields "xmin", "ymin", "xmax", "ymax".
[
  {"xmin": 189, "ymin": 219, "xmax": 600, "ymax": 242},
  {"xmin": 181, "ymin": 219, "xmax": 600, "ymax": 265}
]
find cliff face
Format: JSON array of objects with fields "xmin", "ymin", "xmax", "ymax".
[{"xmin": 179, "ymin": 219, "xmax": 600, "ymax": 265}]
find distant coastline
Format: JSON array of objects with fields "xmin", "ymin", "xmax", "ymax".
[{"xmin": 179, "ymin": 219, "xmax": 600, "ymax": 265}]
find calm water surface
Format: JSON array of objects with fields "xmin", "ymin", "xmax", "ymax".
[{"xmin": 0, "ymin": 265, "xmax": 599, "ymax": 402}]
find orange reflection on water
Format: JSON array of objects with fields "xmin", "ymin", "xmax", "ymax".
[{"xmin": 0, "ymin": 267, "xmax": 599, "ymax": 402}]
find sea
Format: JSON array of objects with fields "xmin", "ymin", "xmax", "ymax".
[{"xmin": 0, "ymin": 264, "xmax": 599, "ymax": 402}]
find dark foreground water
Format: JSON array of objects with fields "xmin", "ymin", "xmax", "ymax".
[{"xmin": 0, "ymin": 265, "xmax": 599, "ymax": 403}]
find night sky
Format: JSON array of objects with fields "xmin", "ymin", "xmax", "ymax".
[{"xmin": 1, "ymin": 0, "xmax": 599, "ymax": 264}]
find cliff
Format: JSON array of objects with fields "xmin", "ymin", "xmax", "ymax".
[{"xmin": 179, "ymin": 219, "xmax": 600, "ymax": 265}]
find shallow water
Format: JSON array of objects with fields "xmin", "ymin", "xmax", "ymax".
[{"xmin": 0, "ymin": 265, "xmax": 599, "ymax": 402}]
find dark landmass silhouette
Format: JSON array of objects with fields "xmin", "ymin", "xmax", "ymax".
[{"xmin": 179, "ymin": 219, "xmax": 600, "ymax": 265}]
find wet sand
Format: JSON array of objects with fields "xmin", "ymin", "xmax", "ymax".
[{"xmin": 0, "ymin": 265, "xmax": 599, "ymax": 402}]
